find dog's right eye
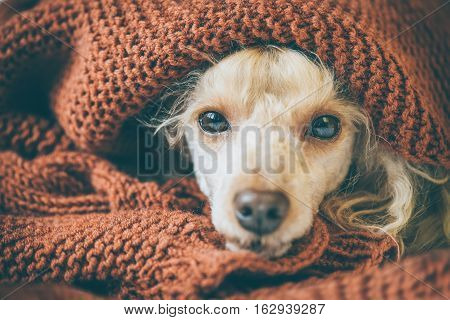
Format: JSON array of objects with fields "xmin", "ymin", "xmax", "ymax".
[{"xmin": 198, "ymin": 111, "xmax": 230, "ymax": 134}]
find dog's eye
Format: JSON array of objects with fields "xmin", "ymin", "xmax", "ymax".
[
  {"xmin": 309, "ymin": 115, "xmax": 340, "ymax": 139},
  {"xmin": 198, "ymin": 111, "xmax": 230, "ymax": 134}
]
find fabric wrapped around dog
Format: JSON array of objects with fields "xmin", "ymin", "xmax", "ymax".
[{"xmin": 0, "ymin": 0, "xmax": 448, "ymax": 299}]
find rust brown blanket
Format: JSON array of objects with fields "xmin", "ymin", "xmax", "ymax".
[{"xmin": 0, "ymin": 0, "xmax": 449, "ymax": 299}]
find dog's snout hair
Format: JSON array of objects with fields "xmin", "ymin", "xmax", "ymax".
[{"xmin": 144, "ymin": 46, "xmax": 449, "ymax": 258}]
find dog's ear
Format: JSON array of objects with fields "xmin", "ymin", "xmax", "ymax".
[
  {"xmin": 137, "ymin": 69, "xmax": 203, "ymax": 147},
  {"xmin": 399, "ymin": 161, "xmax": 449, "ymax": 253},
  {"xmin": 322, "ymin": 144, "xmax": 449, "ymax": 255}
]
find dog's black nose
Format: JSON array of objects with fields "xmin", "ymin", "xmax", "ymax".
[{"xmin": 234, "ymin": 190, "xmax": 289, "ymax": 235}]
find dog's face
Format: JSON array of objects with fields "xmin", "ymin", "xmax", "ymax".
[{"xmin": 178, "ymin": 48, "xmax": 362, "ymax": 257}]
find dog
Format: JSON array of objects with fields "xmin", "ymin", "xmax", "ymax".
[{"xmin": 141, "ymin": 46, "xmax": 448, "ymax": 258}]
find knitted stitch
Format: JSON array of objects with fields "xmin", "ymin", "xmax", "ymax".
[
  {"xmin": 1, "ymin": 249, "xmax": 448, "ymax": 300},
  {"xmin": 0, "ymin": 0, "xmax": 449, "ymax": 299},
  {"xmin": 0, "ymin": 0, "xmax": 448, "ymax": 164}
]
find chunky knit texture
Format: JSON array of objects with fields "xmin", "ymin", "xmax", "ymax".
[
  {"xmin": 0, "ymin": 0, "xmax": 449, "ymax": 299},
  {"xmin": 1, "ymin": 251, "xmax": 448, "ymax": 299},
  {"xmin": 0, "ymin": 0, "xmax": 448, "ymax": 164},
  {"xmin": 0, "ymin": 151, "xmax": 401, "ymax": 299}
]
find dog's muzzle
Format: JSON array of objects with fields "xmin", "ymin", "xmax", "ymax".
[{"xmin": 234, "ymin": 189, "xmax": 289, "ymax": 235}]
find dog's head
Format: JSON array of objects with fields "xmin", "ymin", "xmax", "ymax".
[
  {"xmin": 148, "ymin": 46, "xmax": 447, "ymax": 257},
  {"xmin": 156, "ymin": 47, "xmax": 367, "ymax": 257}
]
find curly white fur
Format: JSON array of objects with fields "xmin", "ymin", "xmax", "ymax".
[{"xmin": 141, "ymin": 46, "xmax": 449, "ymax": 257}]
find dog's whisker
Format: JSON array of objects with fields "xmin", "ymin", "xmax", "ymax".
[{"xmin": 136, "ymin": 45, "xmax": 448, "ymax": 257}]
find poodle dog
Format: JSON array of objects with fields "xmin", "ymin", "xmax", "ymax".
[{"xmin": 141, "ymin": 46, "xmax": 448, "ymax": 258}]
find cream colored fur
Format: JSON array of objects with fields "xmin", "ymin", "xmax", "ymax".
[{"xmin": 144, "ymin": 46, "xmax": 449, "ymax": 258}]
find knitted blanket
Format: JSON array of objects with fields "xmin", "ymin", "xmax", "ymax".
[{"xmin": 0, "ymin": 0, "xmax": 449, "ymax": 299}]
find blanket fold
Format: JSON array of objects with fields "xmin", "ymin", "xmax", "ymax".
[
  {"xmin": 1, "ymin": 209, "xmax": 399, "ymax": 299},
  {"xmin": 0, "ymin": 0, "xmax": 449, "ymax": 299},
  {"xmin": 0, "ymin": 150, "xmax": 398, "ymax": 299}
]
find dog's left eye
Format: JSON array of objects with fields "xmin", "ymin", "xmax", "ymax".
[
  {"xmin": 308, "ymin": 115, "xmax": 340, "ymax": 139},
  {"xmin": 198, "ymin": 111, "xmax": 230, "ymax": 134}
]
